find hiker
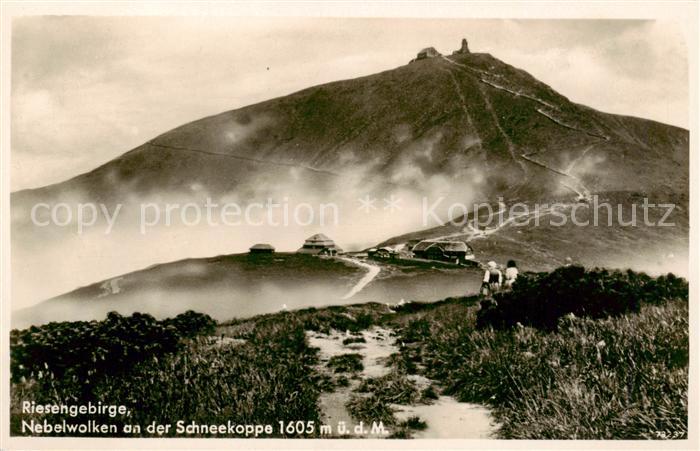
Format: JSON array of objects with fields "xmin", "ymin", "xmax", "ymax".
[
  {"xmin": 481, "ymin": 261, "xmax": 502, "ymax": 296},
  {"xmin": 505, "ymin": 260, "xmax": 519, "ymax": 287}
]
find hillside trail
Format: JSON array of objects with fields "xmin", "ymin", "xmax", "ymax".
[
  {"xmin": 566, "ymin": 144, "xmax": 597, "ymax": 173},
  {"xmin": 519, "ymin": 151, "xmax": 591, "ymax": 200},
  {"xmin": 428, "ymin": 202, "xmax": 568, "ymax": 246},
  {"xmin": 147, "ymin": 141, "xmax": 338, "ymax": 176},
  {"xmin": 307, "ymin": 326, "xmax": 497, "ymax": 438},
  {"xmin": 339, "ymin": 257, "xmax": 381, "ymax": 299},
  {"xmin": 439, "ymin": 55, "xmax": 612, "ymax": 201}
]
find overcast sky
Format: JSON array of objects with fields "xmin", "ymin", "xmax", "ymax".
[{"xmin": 11, "ymin": 17, "xmax": 688, "ymax": 191}]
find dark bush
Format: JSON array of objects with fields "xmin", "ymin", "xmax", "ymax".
[
  {"xmin": 11, "ymin": 312, "xmax": 322, "ymax": 437},
  {"xmin": 477, "ymin": 266, "xmax": 688, "ymax": 331},
  {"xmin": 391, "ymin": 296, "xmax": 476, "ymax": 314},
  {"xmin": 162, "ymin": 310, "xmax": 217, "ymax": 337},
  {"xmin": 10, "ymin": 310, "xmax": 216, "ymax": 397}
]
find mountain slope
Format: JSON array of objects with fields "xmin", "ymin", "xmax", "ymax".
[
  {"xmin": 10, "ymin": 41, "xmax": 689, "ymax": 316},
  {"xmin": 12, "ymin": 47, "xmax": 687, "ymax": 206}
]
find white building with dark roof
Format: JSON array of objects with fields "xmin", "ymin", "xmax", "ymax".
[{"xmin": 297, "ymin": 233, "xmax": 343, "ymax": 256}]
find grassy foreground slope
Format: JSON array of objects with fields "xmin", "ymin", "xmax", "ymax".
[
  {"xmin": 394, "ymin": 296, "xmax": 688, "ymax": 439},
  {"xmin": 11, "ymin": 266, "xmax": 688, "ymax": 439}
]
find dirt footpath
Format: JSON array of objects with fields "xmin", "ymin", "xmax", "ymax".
[{"xmin": 307, "ymin": 326, "xmax": 497, "ymax": 439}]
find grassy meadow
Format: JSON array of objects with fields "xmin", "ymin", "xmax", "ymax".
[{"xmin": 10, "ymin": 266, "xmax": 688, "ymax": 439}]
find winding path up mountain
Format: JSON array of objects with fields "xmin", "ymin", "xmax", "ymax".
[
  {"xmin": 534, "ymin": 108, "xmax": 610, "ymax": 141},
  {"xmin": 441, "ymin": 55, "xmax": 559, "ymax": 110}
]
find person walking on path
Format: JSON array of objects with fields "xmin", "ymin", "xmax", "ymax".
[
  {"xmin": 505, "ymin": 260, "xmax": 519, "ymax": 288},
  {"xmin": 481, "ymin": 261, "xmax": 502, "ymax": 296}
]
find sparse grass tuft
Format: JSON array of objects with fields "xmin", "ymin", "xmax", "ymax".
[
  {"xmin": 343, "ymin": 336, "xmax": 366, "ymax": 345},
  {"xmin": 402, "ymin": 415, "xmax": 428, "ymax": 430},
  {"xmin": 346, "ymin": 394, "xmax": 396, "ymax": 426},
  {"xmin": 356, "ymin": 371, "xmax": 420, "ymax": 405},
  {"xmin": 327, "ymin": 353, "xmax": 364, "ymax": 373},
  {"xmin": 387, "ymin": 428, "xmax": 411, "ymax": 439},
  {"xmin": 336, "ymin": 375, "xmax": 350, "ymax": 387},
  {"xmin": 421, "ymin": 385, "xmax": 439, "ymax": 401},
  {"xmin": 388, "ymin": 415, "xmax": 428, "ymax": 439}
]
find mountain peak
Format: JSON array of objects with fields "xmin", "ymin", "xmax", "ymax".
[{"xmin": 411, "ymin": 38, "xmax": 471, "ymax": 63}]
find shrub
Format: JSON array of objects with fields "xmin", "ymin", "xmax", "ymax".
[
  {"xmin": 10, "ymin": 311, "xmax": 218, "ymax": 393},
  {"xmin": 11, "ymin": 314, "xmax": 321, "ymax": 437},
  {"xmin": 478, "ymin": 266, "xmax": 688, "ymax": 330},
  {"xmin": 162, "ymin": 310, "xmax": 217, "ymax": 337},
  {"xmin": 336, "ymin": 375, "xmax": 350, "ymax": 387},
  {"xmin": 302, "ymin": 309, "xmax": 376, "ymax": 334},
  {"xmin": 11, "ymin": 312, "xmax": 181, "ymax": 395}
]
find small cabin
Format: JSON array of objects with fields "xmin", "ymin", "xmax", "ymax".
[
  {"xmin": 368, "ymin": 247, "xmax": 397, "ymax": 259},
  {"xmin": 297, "ymin": 233, "xmax": 343, "ymax": 256},
  {"xmin": 412, "ymin": 239, "xmax": 475, "ymax": 264},
  {"xmin": 249, "ymin": 243, "xmax": 275, "ymax": 254},
  {"xmin": 416, "ymin": 47, "xmax": 441, "ymax": 60}
]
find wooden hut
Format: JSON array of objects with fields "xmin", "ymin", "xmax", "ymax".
[{"xmin": 249, "ymin": 243, "xmax": 275, "ymax": 254}]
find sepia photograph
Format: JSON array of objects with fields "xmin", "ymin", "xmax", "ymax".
[{"xmin": 0, "ymin": 2, "xmax": 697, "ymax": 449}]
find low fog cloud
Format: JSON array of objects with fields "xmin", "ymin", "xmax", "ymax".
[{"xmin": 11, "ymin": 124, "xmax": 486, "ymax": 309}]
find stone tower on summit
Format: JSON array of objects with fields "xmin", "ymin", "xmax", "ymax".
[{"xmin": 453, "ymin": 38, "xmax": 470, "ymax": 54}]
